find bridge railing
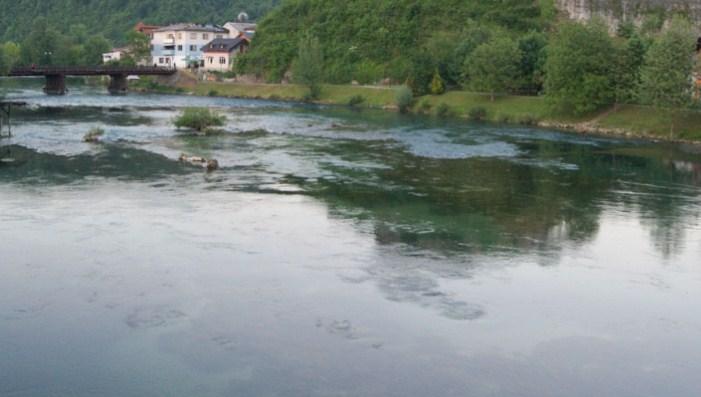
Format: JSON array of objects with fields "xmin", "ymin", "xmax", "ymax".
[{"xmin": 8, "ymin": 65, "xmax": 177, "ymax": 76}]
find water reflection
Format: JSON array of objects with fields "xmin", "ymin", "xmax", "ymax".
[{"xmin": 2, "ymin": 86, "xmax": 701, "ymax": 397}]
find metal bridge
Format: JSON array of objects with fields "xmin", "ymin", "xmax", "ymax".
[{"xmin": 6, "ymin": 66, "xmax": 176, "ymax": 95}]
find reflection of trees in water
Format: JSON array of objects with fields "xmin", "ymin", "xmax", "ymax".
[
  {"xmin": 0, "ymin": 144, "xmax": 193, "ymax": 184},
  {"xmin": 305, "ymin": 139, "xmax": 701, "ymax": 260}
]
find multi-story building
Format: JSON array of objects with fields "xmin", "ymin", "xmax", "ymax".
[{"xmin": 151, "ymin": 24, "xmax": 229, "ymax": 68}]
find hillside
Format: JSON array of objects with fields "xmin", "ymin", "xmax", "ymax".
[
  {"xmin": 0, "ymin": 0, "xmax": 279, "ymax": 42},
  {"xmin": 238, "ymin": 0, "xmax": 556, "ymax": 85}
]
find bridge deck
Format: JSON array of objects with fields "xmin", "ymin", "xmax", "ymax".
[{"xmin": 8, "ymin": 66, "xmax": 176, "ymax": 77}]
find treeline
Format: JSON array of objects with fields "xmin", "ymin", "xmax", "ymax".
[
  {"xmin": 239, "ymin": 0, "xmax": 554, "ymax": 92},
  {"xmin": 0, "ymin": 18, "xmax": 113, "ymax": 72},
  {"xmin": 0, "ymin": 0, "xmax": 278, "ymax": 43},
  {"xmin": 240, "ymin": 0, "xmax": 700, "ymax": 115}
]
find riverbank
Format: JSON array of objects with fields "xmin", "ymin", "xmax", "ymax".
[{"xmin": 137, "ymin": 76, "xmax": 701, "ymax": 144}]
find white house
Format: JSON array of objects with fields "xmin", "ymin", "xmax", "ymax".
[
  {"xmin": 201, "ymin": 37, "xmax": 250, "ymax": 72},
  {"xmin": 151, "ymin": 24, "xmax": 229, "ymax": 68},
  {"xmin": 102, "ymin": 48, "xmax": 125, "ymax": 64}
]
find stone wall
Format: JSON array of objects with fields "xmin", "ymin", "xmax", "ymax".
[{"xmin": 556, "ymin": 0, "xmax": 701, "ymax": 29}]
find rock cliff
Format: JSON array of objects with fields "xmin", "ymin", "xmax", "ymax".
[{"xmin": 557, "ymin": 0, "xmax": 701, "ymax": 28}]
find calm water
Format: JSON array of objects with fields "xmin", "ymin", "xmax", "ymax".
[{"xmin": 1, "ymin": 82, "xmax": 701, "ymax": 397}]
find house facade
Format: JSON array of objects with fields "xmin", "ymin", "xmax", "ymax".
[
  {"xmin": 151, "ymin": 24, "xmax": 229, "ymax": 68},
  {"xmin": 201, "ymin": 38, "xmax": 250, "ymax": 72},
  {"xmin": 102, "ymin": 48, "xmax": 125, "ymax": 64}
]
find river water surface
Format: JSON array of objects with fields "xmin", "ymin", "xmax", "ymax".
[{"xmin": 1, "ymin": 83, "xmax": 701, "ymax": 397}]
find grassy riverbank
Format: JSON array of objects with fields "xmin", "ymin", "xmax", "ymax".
[{"xmin": 141, "ymin": 77, "xmax": 701, "ymax": 143}]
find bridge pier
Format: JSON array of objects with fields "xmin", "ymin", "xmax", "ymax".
[
  {"xmin": 108, "ymin": 74, "xmax": 128, "ymax": 95},
  {"xmin": 44, "ymin": 74, "xmax": 67, "ymax": 95}
]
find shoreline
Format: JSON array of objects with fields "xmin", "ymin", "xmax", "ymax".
[{"xmin": 135, "ymin": 77, "xmax": 701, "ymax": 145}]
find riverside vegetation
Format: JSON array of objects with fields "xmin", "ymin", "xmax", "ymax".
[{"xmin": 4, "ymin": 0, "xmax": 701, "ymax": 141}]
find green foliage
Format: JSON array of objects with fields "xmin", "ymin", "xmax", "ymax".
[
  {"xmin": 292, "ymin": 34, "xmax": 324, "ymax": 100},
  {"xmin": 0, "ymin": 0, "xmax": 279, "ymax": 43},
  {"xmin": 125, "ymin": 31, "xmax": 151, "ymax": 65},
  {"xmin": 464, "ymin": 37, "xmax": 522, "ymax": 100},
  {"xmin": 612, "ymin": 32, "xmax": 647, "ymax": 104},
  {"xmin": 639, "ymin": 18, "xmax": 696, "ymax": 109},
  {"xmin": 174, "ymin": 108, "xmax": 226, "ymax": 132},
  {"xmin": 435, "ymin": 103, "xmax": 453, "ymax": 118},
  {"xmin": 544, "ymin": 20, "xmax": 617, "ymax": 116},
  {"xmin": 16, "ymin": 17, "xmax": 112, "ymax": 66},
  {"xmin": 83, "ymin": 127, "xmax": 105, "ymax": 143},
  {"xmin": 468, "ymin": 106, "xmax": 487, "ymax": 121},
  {"xmin": 239, "ymin": 0, "xmax": 548, "ymax": 83},
  {"xmin": 395, "ymin": 85, "xmax": 413, "ymax": 114},
  {"xmin": 517, "ymin": 31, "xmax": 548, "ymax": 94},
  {"xmin": 430, "ymin": 69, "xmax": 446, "ymax": 95},
  {"xmin": 348, "ymin": 94, "xmax": 365, "ymax": 107}
]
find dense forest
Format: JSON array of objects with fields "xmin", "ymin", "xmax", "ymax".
[
  {"xmin": 0, "ymin": 0, "xmax": 279, "ymax": 42},
  {"xmin": 238, "ymin": 0, "xmax": 556, "ymax": 88}
]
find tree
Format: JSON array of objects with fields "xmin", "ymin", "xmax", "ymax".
[
  {"xmin": 82, "ymin": 35, "xmax": 111, "ymax": 65},
  {"xmin": 430, "ymin": 69, "xmax": 446, "ymax": 95},
  {"xmin": 638, "ymin": 18, "xmax": 696, "ymax": 109},
  {"xmin": 125, "ymin": 31, "xmax": 151, "ymax": 65},
  {"xmin": 0, "ymin": 46, "xmax": 7, "ymax": 76},
  {"xmin": 464, "ymin": 37, "xmax": 522, "ymax": 100},
  {"xmin": 517, "ymin": 31, "xmax": 547, "ymax": 95},
  {"xmin": 292, "ymin": 34, "xmax": 324, "ymax": 100},
  {"xmin": 544, "ymin": 20, "xmax": 617, "ymax": 115},
  {"xmin": 612, "ymin": 33, "xmax": 647, "ymax": 104}
]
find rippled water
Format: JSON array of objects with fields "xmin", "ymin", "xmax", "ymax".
[{"xmin": 2, "ymin": 81, "xmax": 701, "ymax": 397}]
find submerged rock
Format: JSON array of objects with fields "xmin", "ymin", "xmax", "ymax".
[{"xmin": 179, "ymin": 154, "xmax": 219, "ymax": 172}]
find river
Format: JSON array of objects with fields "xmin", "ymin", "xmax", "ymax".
[{"xmin": 1, "ymin": 82, "xmax": 701, "ymax": 397}]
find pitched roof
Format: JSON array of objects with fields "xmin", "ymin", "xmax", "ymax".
[
  {"xmin": 155, "ymin": 23, "xmax": 228, "ymax": 33},
  {"xmin": 201, "ymin": 38, "xmax": 248, "ymax": 53},
  {"xmin": 224, "ymin": 22, "xmax": 257, "ymax": 32}
]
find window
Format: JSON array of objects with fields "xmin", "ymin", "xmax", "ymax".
[
  {"xmin": 190, "ymin": 33, "xmax": 197, "ymax": 40},
  {"xmin": 216, "ymin": 35, "xmax": 223, "ymax": 39},
  {"xmin": 203, "ymin": 33, "xmax": 209, "ymax": 40},
  {"xmin": 190, "ymin": 45, "xmax": 197, "ymax": 51},
  {"xmin": 177, "ymin": 45, "xmax": 182, "ymax": 51},
  {"xmin": 219, "ymin": 57, "xmax": 226, "ymax": 64},
  {"xmin": 165, "ymin": 58, "xmax": 171, "ymax": 64},
  {"xmin": 167, "ymin": 34, "xmax": 174, "ymax": 40},
  {"xmin": 208, "ymin": 57, "xmax": 213, "ymax": 64},
  {"xmin": 158, "ymin": 57, "xmax": 164, "ymax": 64},
  {"xmin": 150, "ymin": 45, "xmax": 154, "ymax": 50},
  {"xmin": 177, "ymin": 33, "xmax": 182, "ymax": 40}
]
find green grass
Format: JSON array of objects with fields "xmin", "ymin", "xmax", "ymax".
[
  {"xmin": 162, "ymin": 78, "xmax": 701, "ymax": 142},
  {"xmin": 598, "ymin": 105, "xmax": 701, "ymax": 141}
]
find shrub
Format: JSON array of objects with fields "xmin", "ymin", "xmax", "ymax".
[
  {"xmin": 430, "ymin": 69, "xmax": 446, "ymax": 95},
  {"xmin": 83, "ymin": 127, "xmax": 105, "ymax": 143},
  {"xmin": 174, "ymin": 108, "xmax": 226, "ymax": 132},
  {"xmin": 468, "ymin": 106, "xmax": 487, "ymax": 121},
  {"xmin": 418, "ymin": 99, "xmax": 432, "ymax": 114},
  {"xmin": 395, "ymin": 85, "xmax": 414, "ymax": 113},
  {"xmin": 348, "ymin": 95, "xmax": 366, "ymax": 107},
  {"xmin": 436, "ymin": 103, "xmax": 452, "ymax": 118},
  {"xmin": 207, "ymin": 89, "xmax": 219, "ymax": 97}
]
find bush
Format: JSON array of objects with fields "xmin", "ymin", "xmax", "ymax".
[
  {"xmin": 207, "ymin": 90, "xmax": 219, "ymax": 97},
  {"xmin": 395, "ymin": 85, "xmax": 414, "ymax": 113},
  {"xmin": 348, "ymin": 95, "xmax": 365, "ymax": 107},
  {"xmin": 174, "ymin": 108, "xmax": 226, "ymax": 132},
  {"xmin": 418, "ymin": 99, "xmax": 432, "ymax": 114},
  {"xmin": 436, "ymin": 103, "xmax": 452, "ymax": 118},
  {"xmin": 83, "ymin": 127, "xmax": 105, "ymax": 142},
  {"xmin": 468, "ymin": 106, "xmax": 487, "ymax": 121},
  {"xmin": 430, "ymin": 69, "xmax": 446, "ymax": 95}
]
